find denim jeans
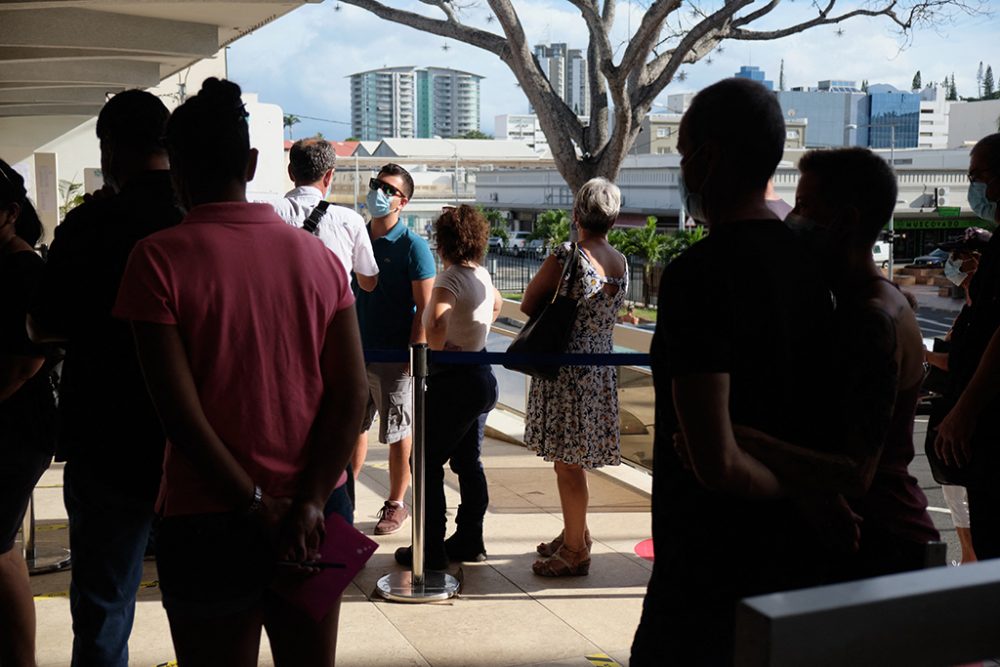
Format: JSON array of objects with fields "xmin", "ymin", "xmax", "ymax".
[
  {"xmin": 324, "ymin": 480, "xmax": 355, "ymax": 526},
  {"xmin": 423, "ymin": 363, "xmax": 498, "ymax": 558},
  {"xmin": 63, "ymin": 461, "xmax": 155, "ymax": 667}
]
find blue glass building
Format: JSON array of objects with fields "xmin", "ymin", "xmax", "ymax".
[
  {"xmin": 735, "ymin": 65, "xmax": 774, "ymax": 91},
  {"xmin": 868, "ymin": 84, "xmax": 920, "ymax": 149},
  {"xmin": 777, "ymin": 88, "xmax": 870, "ymax": 148}
]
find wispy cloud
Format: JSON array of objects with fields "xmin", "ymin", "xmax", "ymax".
[{"xmin": 226, "ymin": 0, "xmax": 995, "ymax": 139}]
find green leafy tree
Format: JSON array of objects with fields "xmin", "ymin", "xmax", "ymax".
[
  {"xmin": 345, "ymin": 136, "xmax": 360, "ymax": 142},
  {"xmin": 626, "ymin": 218, "xmax": 672, "ymax": 305},
  {"xmin": 911, "ymin": 70, "xmax": 922, "ymax": 91},
  {"xmin": 459, "ymin": 130, "xmax": 493, "ymax": 140},
  {"xmin": 531, "ymin": 209, "xmax": 570, "ymax": 249},
  {"xmin": 58, "ymin": 179, "xmax": 84, "ymax": 221},
  {"xmin": 948, "ymin": 74, "xmax": 958, "ymax": 101},
  {"xmin": 608, "ymin": 219, "xmax": 706, "ymax": 305},
  {"xmin": 479, "ymin": 207, "xmax": 509, "ymax": 245},
  {"xmin": 861, "ymin": 80, "xmax": 869, "ymax": 93},
  {"xmin": 978, "ymin": 61, "xmax": 985, "ymax": 97},
  {"xmin": 985, "ymin": 66, "xmax": 996, "ymax": 99},
  {"xmin": 283, "ymin": 113, "xmax": 301, "ymax": 140}
]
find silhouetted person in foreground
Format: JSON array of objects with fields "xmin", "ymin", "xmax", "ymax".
[
  {"xmin": 113, "ymin": 78, "xmax": 366, "ymax": 666},
  {"xmin": 631, "ymin": 78, "xmax": 841, "ymax": 665},
  {"xmin": 0, "ymin": 159, "xmax": 56, "ymax": 667},
  {"xmin": 934, "ymin": 133, "xmax": 1000, "ymax": 558},
  {"xmin": 28, "ymin": 90, "xmax": 180, "ymax": 667},
  {"xmin": 737, "ymin": 148, "xmax": 938, "ymax": 578}
]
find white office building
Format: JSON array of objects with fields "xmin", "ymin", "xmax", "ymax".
[{"xmin": 918, "ymin": 86, "xmax": 951, "ymax": 150}]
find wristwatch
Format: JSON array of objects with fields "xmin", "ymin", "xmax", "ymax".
[{"xmin": 248, "ymin": 484, "xmax": 263, "ymax": 513}]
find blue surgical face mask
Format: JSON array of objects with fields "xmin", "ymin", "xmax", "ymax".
[
  {"xmin": 679, "ymin": 145, "xmax": 711, "ymax": 223},
  {"xmin": 366, "ymin": 187, "xmax": 394, "ymax": 218},
  {"xmin": 968, "ymin": 180, "xmax": 998, "ymax": 223},
  {"xmin": 678, "ymin": 172, "xmax": 707, "ymax": 223}
]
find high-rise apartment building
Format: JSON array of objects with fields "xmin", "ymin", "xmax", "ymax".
[
  {"xmin": 350, "ymin": 66, "xmax": 483, "ymax": 141},
  {"xmin": 532, "ymin": 43, "xmax": 590, "ymax": 117},
  {"xmin": 351, "ymin": 67, "xmax": 416, "ymax": 141}
]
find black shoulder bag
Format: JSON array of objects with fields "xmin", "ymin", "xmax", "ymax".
[
  {"xmin": 504, "ymin": 243, "xmax": 581, "ymax": 381},
  {"xmin": 303, "ymin": 200, "xmax": 331, "ymax": 236}
]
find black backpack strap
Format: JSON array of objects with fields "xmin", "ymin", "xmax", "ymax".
[{"xmin": 303, "ymin": 200, "xmax": 331, "ymax": 236}]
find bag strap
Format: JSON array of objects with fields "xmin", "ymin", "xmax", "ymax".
[
  {"xmin": 303, "ymin": 200, "xmax": 331, "ymax": 236},
  {"xmin": 551, "ymin": 242, "xmax": 581, "ymax": 304}
]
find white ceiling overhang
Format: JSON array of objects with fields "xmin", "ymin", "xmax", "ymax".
[{"xmin": 0, "ymin": 0, "xmax": 316, "ymax": 160}]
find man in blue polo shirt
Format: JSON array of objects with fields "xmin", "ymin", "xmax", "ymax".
[{"xmin": 353, "ymin": 163, "xmax": 436, "ymax": 534}]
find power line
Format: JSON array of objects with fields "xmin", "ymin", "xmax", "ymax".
[{"xmin": 289, "ymin": 113, "xmax": 352, "ymax": 126}]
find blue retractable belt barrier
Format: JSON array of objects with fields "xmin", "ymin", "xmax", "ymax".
[
  {"xmin": 372, "ymin": 343, "xmax": 649, "ymax": 604},
  {"xmin": 363, "ymin": 349, "xmax": 651, "ymax": 367}
]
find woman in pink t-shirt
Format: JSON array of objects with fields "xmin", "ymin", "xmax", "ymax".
[{"xmin": 114, "ymin": 79, "xmax": 367, "ymax": 667}]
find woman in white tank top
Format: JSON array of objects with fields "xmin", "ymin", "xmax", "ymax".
[{"xmin": 394, "ymin": 206, "xmax": 501, "ymax": 570}]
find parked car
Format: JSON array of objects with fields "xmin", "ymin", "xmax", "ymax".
[
  {"xmin": 872, "ymin": 242, "xmax": 890, "ymax": 269},
  {"xmin": 507, "ymin": 231, "xmax": 532, "ymax": 254},
  {"xmin": 909, "ymin": 248, "xmax": 949, "ymax": 269},
  {"xmin": 526, "ymin": 239, "xmax": 547, "ymax": 254},
  {"xmin": 488, "ymin": 236, "xmax": 504, "ymax": 252}
]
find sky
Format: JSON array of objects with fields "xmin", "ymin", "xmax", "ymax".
[{"xmin": 225, "ymin": 0, "xmax": 998, "ymax": 140}]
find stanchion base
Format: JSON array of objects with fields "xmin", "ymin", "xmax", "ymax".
[
  {"xmin": 376, "ymin": 570, "xmax": 460, "ymax": 603},
  {"xmin": 26, "ymin": 547, "xmax": 71, "ymax": 575}
]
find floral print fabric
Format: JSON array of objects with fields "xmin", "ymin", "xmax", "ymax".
[{"xmin": 524, "ymin": 242, "xmax": 628, "ymax": 469}]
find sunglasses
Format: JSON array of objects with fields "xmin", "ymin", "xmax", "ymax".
[
  {"xmin": 369, "ymin": 178, "xmax": 404, "ymax": 199},
  {"xmin": 968, "ymin": 168, "xmax": 996, "ymax": 184}
]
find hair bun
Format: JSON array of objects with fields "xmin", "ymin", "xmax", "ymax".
[{"xmin": 197, "ymin": 78, "xmax": 247, "ymax": 119}]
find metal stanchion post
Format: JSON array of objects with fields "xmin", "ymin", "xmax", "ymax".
[
  {"xmin": 377, "ymin": 344, "xmax": 460, "ymax": 602},
  {"xmin": 21, "ymin": 490, "xmax": 71, "ymax": 575}
]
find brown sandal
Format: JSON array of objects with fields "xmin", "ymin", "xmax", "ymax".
[
  {"xmin": 536, "ymin": 529, "xmax": 592, "ymax": 557},
  {"xmin": 532, "ymin": 544, "xmax": 591, "ymax": 577}
]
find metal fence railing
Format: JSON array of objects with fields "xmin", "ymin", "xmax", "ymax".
[{"xmin": 432, "ymin": 249, "xmax": 664, "ymax": 307}]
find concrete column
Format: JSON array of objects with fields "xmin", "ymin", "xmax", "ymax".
[{"xmin": 33, "ymin": 152, "xmax": 59, "ymax": 242}]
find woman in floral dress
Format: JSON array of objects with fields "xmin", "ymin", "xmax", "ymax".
[{"xmin": 521, "ymin": 177, "xmax": 628, "ymax": 577}]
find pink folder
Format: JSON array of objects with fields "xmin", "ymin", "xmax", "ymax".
[{"xmin": 274, "ymin": 512, "xmax": 379, "ymax": 622}]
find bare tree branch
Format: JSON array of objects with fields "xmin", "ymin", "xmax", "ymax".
[
  {"xmin": 601, "ymin": 0, "xmax": 615, "ymax": 28},
  {"xmin": 416, "ymin": 0, "xmax": 460, "ymax": 24},
  {"xmin": 486, "ymin": 0, "xmax": 585, "ymax": 169},
  {"xmin": 342, "ymin": 0, "xmax": 979, "ymax": 192},
  {"xmin": 732, "ymin": 0, "xmax": 783, "ymax": 27},
  {"xmin": 636, "ymin": 1, "xmax": 751, "ymax": 108},
  {"xmin": 618, "ymin": 0, "xmax": 683, "ymax": 78},
  {"xmin": 339, "ymin": 0, "xmax": 506, "ymax": 53}
]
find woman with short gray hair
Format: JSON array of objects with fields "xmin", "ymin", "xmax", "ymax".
[{"xmin": 520, "ymin": 177, "xmax": 628, "ymax": 577}]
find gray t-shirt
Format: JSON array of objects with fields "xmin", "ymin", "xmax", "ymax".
[{"xmin": 428, "ymin": 264, "xmax": 494, "ymax": 351}]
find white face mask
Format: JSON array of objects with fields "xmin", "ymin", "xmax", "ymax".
[{"xmin": 944, "ymin": 254, "xmax": 968, "ymax": 287}]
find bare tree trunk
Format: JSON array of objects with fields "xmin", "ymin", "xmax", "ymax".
[{"xmin": 339, "ymin": 0, "xmax": 981, "ymax": 194}]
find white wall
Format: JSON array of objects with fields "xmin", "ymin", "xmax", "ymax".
[
  {"xmin": 948, "ymin": 99, "xmax": 1000, "ymax": 148},
  {"xmin": 244, "ymin": 94, "xmax": 287, "ymax": 203}
]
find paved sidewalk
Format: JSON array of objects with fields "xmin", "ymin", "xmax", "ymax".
[
  {"xmin": 25, "ymin": 410, "xmax": 965, "ymax": 666},
  {"xmin": 27, "ymin": 430, "xmax": 654, "ymax": 667}
]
